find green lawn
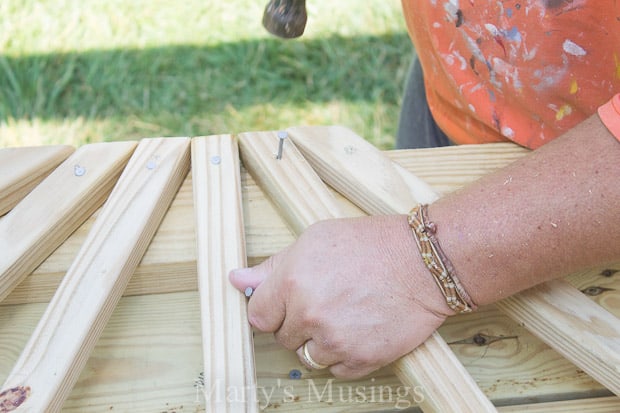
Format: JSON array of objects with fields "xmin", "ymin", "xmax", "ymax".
[{"xmin": 0, "ymin": 0, "xmax": 413, "ymax": 149}]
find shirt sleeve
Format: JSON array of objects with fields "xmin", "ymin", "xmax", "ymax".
[{"xmin": 598, "ymin": 94, "xmax": 620, "ymax": 143}]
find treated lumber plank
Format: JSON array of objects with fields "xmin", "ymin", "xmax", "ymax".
[
  {"xmin": 0, "ymin": 143, "xmax": 532, "ymax": 306},
  {"xmin": 288, "ymin": 125, "xmax": 620, "ymax": 398},
  {"xmin": 0, "ymin": 292, "xmax": 203, "ymax": 413},
  {"xmin": 0, "ymin": 145, "xmax": 74, "ymax": 216},
  {"xmin": 436, "ymin": 304, "xmax": 609, "ymax": 405},
  {"xmin": 286, "ymin": 126, "xmax": 439, "ymax": 212},
  {"xmin": 238, "ymin": 130, "xmax": 496, "ymax": 413},
  {"xmin": 391, "ymin": 333, "xmax": 496, "ymax": 412},
  {"xmin": 191, "ymin": 135, "xmax": 258, "ymax": 412},
  {"xmin": 0, "ymin": 139, "xmax": 614, "ymax": 410},
  {"xmin": 0, "ymin": 138, "xmax": 190, "ymax": 413},
  {"xmin": 496, "ymin": 280, "xmax": 620, "ymax": 395},
  {"xmin": 0, "ymin": 293, "xmax": 609, "ymax": 412},
  {"xmin": 0, "ymin": 141, "xmax": 137, "ymax": 303},
  {"xmin": 388, "ymin": 143, "xmax": 529, "ymax": 195},
  {"xmin": 238, "ymin": 131, "xmax": 345, "ymax": 230},
  {"xmin": 497, "ymin": 396, "xmax": 620, "ymax": 412}
]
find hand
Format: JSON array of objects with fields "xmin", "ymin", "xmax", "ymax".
[{"xmin": 229, "ymin": 214, "xmax": 452, "ymax": 379}]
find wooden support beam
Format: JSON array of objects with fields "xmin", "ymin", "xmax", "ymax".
[
  {"xmin": 0, "ymin": 141, "xmax": 137, "ymax": 303},
  {"xmin": 287, "ymin": 125, "xmax": 620, "ymax": 398},
  {"xmin": 497, "ymin": 396, "xmax": 620, "ymax": 413},
  {"xmin": 238, "ymin": 130, "xmax": 496, "ymax": 413},
  {"xmin": 0, "ymin": 145, "xmax": 75, "ymax": 216},
  {"xmin": 0, "ymin": 138, "xmax": 616, "ymax": 410},
  {"xmin": 191, "ymin": 135, "xmax": 258, "ymax": 412},
  {"xmin": 0, "ymin": 142, "xmax": 533, "ymax": 307},
  {"xmin": 238, "ymin": 131, "xmax": 344, "ymax": 230},
  {"xmin": 0, "ymin": 138, "xmax": 190, "ymax": 412},
  {"xmin": 496, "ymin": 280, "xmax": 620, "ymax": 396}
]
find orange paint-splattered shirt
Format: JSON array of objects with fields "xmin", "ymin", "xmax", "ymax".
[{"xmin": 402, "ymin": 1, "xmax": 620, "ymax": 149}]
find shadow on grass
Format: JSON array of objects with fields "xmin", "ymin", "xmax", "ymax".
[{"xmin": 0, "ymin": 33, "xmax": 413, "ymax": 123}]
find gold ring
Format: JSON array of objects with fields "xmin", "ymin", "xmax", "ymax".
[{"xmin": 302, "ymin": 341, "xmax": 328, "ymax": 370}]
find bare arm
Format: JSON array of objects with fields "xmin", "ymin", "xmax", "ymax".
[
  {"xmin": 431, "ymin": 113, "xmax": 620, "ymax": 307},
  {"xmin": 229, "ymin": 114, "xmax": 620, "ymax": 378}
]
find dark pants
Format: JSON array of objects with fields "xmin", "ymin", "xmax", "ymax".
[{"xmin": 396, "ymin": 57, "xmax": 452, "ymax": 149}]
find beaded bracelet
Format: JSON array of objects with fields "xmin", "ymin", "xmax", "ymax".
[{"xmin": 407, "ymin": 204, "xmax": 476, "ymax": 314}]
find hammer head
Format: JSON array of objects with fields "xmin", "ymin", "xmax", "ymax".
[{"xmin": 262, "ymin": 0, "xmax": 307, "ymax": 39}]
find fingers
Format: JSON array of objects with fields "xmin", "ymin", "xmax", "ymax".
[
  {"xmin": 295, "ymin": 340, "xmax": 380, "ymax": 379},
  {"xmin": 229, "ymin": 246, "xmax": 313, "ymax": 349},
  {"xmin": 327, "ymin": 347, "xmax": 383, "ymax": 379},
  {"xmin": 228, "ymin": 266, "xmax": 268, "ymax": 291},
  {"xmin": 297, "ymin": 341, "xmax": 328, "ymax": 370},
  {"xmin": 242, "ymin": 255, "xmax": 288, "ymax": 333},
  {"xmin": 229, "ymin": 244, "xmax": 293, "ymax": 292},
  {"xmin": 328, "ymin": 362, "xmax": 377, "ymax": 380},
  {"xmin": 273, "ymin": 315, "xmax": 309, "ymax": 350},
  {"xmin": 295, "ymin": 339, "xmax": 335, "ymax": 371},
  {"xmin": 230, "ymin": 254, "xmax": 287, "ymax": 333}
]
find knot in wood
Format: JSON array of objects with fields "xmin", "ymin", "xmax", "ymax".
[{"xmin": 473, "ymin": 334, "xmax": 487, "ymax": 346}]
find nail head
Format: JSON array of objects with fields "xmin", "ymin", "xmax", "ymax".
[
  {"xmin": 289, "ymin": 369, "xmax": 302, "ymax": 380},
  {"xmin": 210, "ymin": 155, "xmax": 222, "ymax": 165},
  {"xmin": 73, "ymin": 165, "xmax": 86, "ymax": 176}
]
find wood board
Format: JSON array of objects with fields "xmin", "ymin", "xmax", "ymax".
[
  {"xmin": 0, "ymin": 145, "xmax": 74, "ymax": 216},
  {"xmin": 0, "ymin": 142, "xmax": 137, "ymax": 303},
  {"xmin": 0, "ymin": 132, "xmax": 618, "ymax": 411},
  {"xmin": 287, "ymin": 125, "xmax": 620, "ymax": 399},
  {"xmin": 191, "ymin": 135, "xmax": 258, "ymax": 412},
  {"xmin": 238, "ymin": 130, "xmax": 496, "ymax": 412},
  {"xmin": 0, "ymin": 138, "xmax": 190, "ymax": 412}
]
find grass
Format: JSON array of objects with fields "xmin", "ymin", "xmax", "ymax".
[{"xmin": 0, "ymin": 0, "xmax": 414, "ymax": 149}]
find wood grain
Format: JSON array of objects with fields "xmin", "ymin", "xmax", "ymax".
[
  {"xmin": 0, "ymin": 145, "xmax": 74, "ymax": 216},
  {"xmin": 0, "ymin": 291, "xmax": 610, "ymax": 412},
  {"xmin": 191, "ymin": 135, "xmax": 258, "ymax": 412},
  {"xmin": 287, "ymin": 125, "xmax": 620, "ymax": 405},
  {"xmin": 0, "ymin": 142, "xmax": 530, "ymax": 306},
  {"xmin": 238, "ymin": 130, "xmax": 496, "ymax": 412},
  {"xmin": 238, "ymin": 131, "xmax": 345, "ymax": 230},
  {"xmin": 497, "ymin": 396, "xmax": 620, "ymax": 412},
  {"xmin": 288, "ymin": 126, "xmax": 620, "ymax": 390},
  {"xmin": 0, "ymin": 138, "xmax": 190, "ymax": 412},
  {"xmin": 496, "ymin": 280, "xmax": 620, "ymax": 395},
  {"xmin": 0, "ymin": 141, "xmax": 137, "ymax": 303},
  {"xmin": 1, "ymin": 137, "xmax": 615, "ymax": 410}
]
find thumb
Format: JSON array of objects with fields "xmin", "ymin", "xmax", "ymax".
[
  {"xmin": 229, "ymin": 265, "xmax": 270, "ymax": 292},
  {"xmin": 229, "ymin": 245, "xmax": 289, "ymax": 292},
  {"xmin": 229, "ymin": 252, "xmax": 287, "ymax": 333}
]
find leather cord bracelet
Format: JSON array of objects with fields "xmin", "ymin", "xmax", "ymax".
[{"xmin": 408, "ymin": 204, "xmax": 477, "ymax": 314}]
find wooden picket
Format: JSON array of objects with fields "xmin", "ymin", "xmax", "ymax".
[{"xmin": 0, "ymin": 129, "xmax": 618, "ymax": 412}]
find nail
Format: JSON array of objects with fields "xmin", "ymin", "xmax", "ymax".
[
  {"xmin": 244, "ymin": 286, "xmax": 254, "ymax": 298},
  {"xmin": 288, "ymin": 369, "xmax": 302, "ymax": 380},
  {"xmin": 276, "ymin": 131, "xmax": 287, "ymax": 160},
  {"xmin": 73, "ymin": 165, "xmax": 86, "ymax": 176},
  {"xmin": 210, "ymin": 155, "xmax": 221, "ymax": 165}
]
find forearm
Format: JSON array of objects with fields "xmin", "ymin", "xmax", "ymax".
[
  {"xmin": 229, "ymin": 113, "xmax": 620, "ymax": 378},
  {"xmin": 429, "ymin": 114, "xmax": 620, "ymax": 306}
]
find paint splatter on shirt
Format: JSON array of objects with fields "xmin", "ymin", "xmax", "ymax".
[{"xmin": 402, "ymin": 0, "xmax": 620, "ymax": 149}]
